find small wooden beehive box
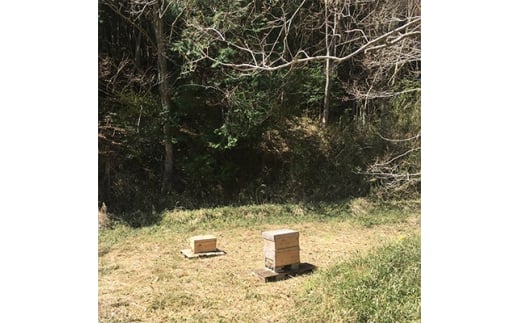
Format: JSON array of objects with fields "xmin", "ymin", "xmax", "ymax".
[
  {"xmin": 189, "ymin": 235, "xmax": 217, "ymax": 254},
  {"xmin": 262, "ymin": 229, "xmax": 300, "ymax": 271}
]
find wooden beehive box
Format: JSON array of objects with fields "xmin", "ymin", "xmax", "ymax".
[
  {"xmin": 190, "ymin": 235, "xmax": 217, "ymax": 254},
  {"xmin": 262, "ymin": 229, "xmax": 300, "ymax": 270}
]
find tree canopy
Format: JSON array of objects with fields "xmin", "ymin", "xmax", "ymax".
[{"xmin": 98, "ymin": 0, "xmax": 421, "ymax": 222}]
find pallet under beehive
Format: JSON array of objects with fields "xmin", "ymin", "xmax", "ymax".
[
  {"xmin": 262, "ymin": 229, "xmax": 300, "ymax": 271},
  {"xmin": 253, "ymin": 262, "xmax": 316, "ymax": 282},
  {"xmin": 189, "ymin": 235, "xmax": 217, "ymax": 254}
]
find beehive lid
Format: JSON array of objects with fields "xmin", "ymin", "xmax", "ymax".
[
  {"xmin": 190, "ymin": 234, "xmax": 216, "ymax": 242},
  {"xmin": 262, "ymin": 228, "xmax": 299, "ymax": 241}
]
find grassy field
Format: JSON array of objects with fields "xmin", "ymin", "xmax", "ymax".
[
  {"xmin": 98, "ymin": 198, "xmax": 420, "ymax": 322},
  {"xmin": 293, "ymin": 234, "xmax": 420, "ymax": 322}
]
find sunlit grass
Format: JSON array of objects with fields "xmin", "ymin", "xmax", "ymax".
[
  {"xmin": 99, "ymin": 198, "xmax": 420, "ymax": 254},
  {"xmin": 294, "ymin": 234, "xmax": 421, "ymax": 322},
  {"xmin": 158, "ymin": 198, "xmax": 420, "ymax": 230},
  {"xmin": 98, "ymin": 198, "xmax": 420, "ymax": 322}
]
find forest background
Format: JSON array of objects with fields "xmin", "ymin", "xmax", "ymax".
[{"xmin": 98, "ymin": 0, "xmax": 421, "ymax": 225}]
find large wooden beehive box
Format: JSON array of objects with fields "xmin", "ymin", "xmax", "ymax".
[
  {"xmin": 262, "ymin": 229, "xmax": 300, "ymax": 271},
  {"xmin": 190, "ymin": 235, "xmax": 217, "ymax": 254}
]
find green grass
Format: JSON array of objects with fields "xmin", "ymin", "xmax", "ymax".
[
  {"xmin": 157, "ymin": 198, "xmax": 419, "ymax": 231},
  {"xmin": 99, "ymin": 198, "xmax": 420, "ymax": 254},
  {"xmin": 310, "ymin": 198, "xmax": 420, "ymax": 227},
  {"xmin": 98, "ymin": 224, "xmax": 138, "ymax": 256},
  {"xmin": 293, "ymin": 234, "xmax": 421, "ymax": 323},
  {"xmin": 99, "ymin": 198, "xmax": 420, "ymax": 322}
]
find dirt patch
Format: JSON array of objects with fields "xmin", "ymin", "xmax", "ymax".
[{"xmin": 99, "ymin": 219, "xmax": 420, "ymax": 322}]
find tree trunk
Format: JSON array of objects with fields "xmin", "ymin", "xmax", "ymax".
[
  {"xmin": 323, "ymin": 60, "xmax": 331, "ymax": 125},
  {"xmin": 103, "ymin": 157, "xmax": 111, "ymax": 202},
  {"xmin": 153, "ymin": 2, "xmax": 175, "ymax": 193},
  {"xmin": 322, "ymin": 3, "xmax": 337, "ymax": 126},
  {"xmin": 135, "ymin": 31, "xmax": 142, "ymax": 70},
  {"xmin": 322, "ymin": 2, "xmax": 330, "ymax": 126}
]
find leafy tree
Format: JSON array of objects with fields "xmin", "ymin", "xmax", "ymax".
[
  {"xmin": 179, "ymin": 0, "xmax": 420, "ymax": 125},
  {"xmin": 98, "ymin": 0, "xmax": 421, "ymax": 218}
]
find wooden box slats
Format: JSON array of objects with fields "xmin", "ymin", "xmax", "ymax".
[
  {"xmin": 262, "ymin": 229, "xmax": 300, "ymax": 271},
  {"xmin": 262, "ymin": 229, "xmax": 299, "ymax": 242},
  {"xmin": 263, "ymin": 235, "xmax": 299, "ymax": 250},
  {"xmin": 264, "ymin": 246, "xmax": 300, "ymax": 268},
  {"xmin": 189, "ymin": 235, "xmax": 217, "ymax": 254}
]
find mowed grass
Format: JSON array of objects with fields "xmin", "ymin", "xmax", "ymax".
[
  {"xmin": 99, "ymin": 198, "xmax": 419, "ymax": 251},
  {"xmin": 293, "ymin": 234, "xmax": 421, "ymax": 322},
  {"xmin": 98, "ymin": 198, "xmax": 420, "ymax": 322}
]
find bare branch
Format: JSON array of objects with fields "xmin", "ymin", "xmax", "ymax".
[
  {"xmin": 343, "ymin": 88, "xmax": 421, "ymax": 100},
  {"xmin": 378, "ymin": 131, "xmax": 421, "ymax": 143},
  {"xmin": 373, "ymin": 147, "xmax": 420, "ymax": 167},
  {"xmin": 194, "ymin": 16, "xmax": 421, "ymax": 71},
  {"xmin": 103, "ymin": 0, "xmax": 156, "ymax": 50}
]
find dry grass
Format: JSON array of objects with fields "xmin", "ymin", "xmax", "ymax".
[{"xmin": 99, "ymin": 214, "xmax": 419, "ymax": 322}]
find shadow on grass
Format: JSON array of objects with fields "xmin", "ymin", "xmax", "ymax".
[{"xmin": 108, "ymin": 210, "xmax": 164, "ymax": 228}]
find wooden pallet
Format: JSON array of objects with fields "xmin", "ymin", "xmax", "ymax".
[
  {"xmin": 265, "ymin": 262, "xmax": 301, "ymax": 273},
  {"xmin": 180, "ymin": 248, "xmax": 226, "ymax": 259},
  {"xmin": 253, "ymin": 262, "xmax": 316, "ymax": 282}
]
